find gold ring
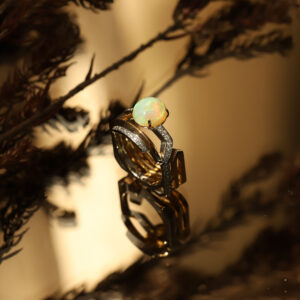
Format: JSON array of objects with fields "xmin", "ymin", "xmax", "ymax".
[
  {"xmin": 111, "ymin": 97, "xmax": 190, "ymax": 256},
  {"xmin": 111, "ymin": 107, "xmax": 186, "ymax": 195}
]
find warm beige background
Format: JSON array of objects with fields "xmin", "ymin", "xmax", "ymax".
[{"xmin": 0, "ymin": 1, "xmax": 299, "ymax": 299}]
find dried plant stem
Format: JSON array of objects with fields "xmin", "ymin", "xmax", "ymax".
[
  {"xmin": 151, "ymin": 69, "xmax": 187, "ymax": 98},
  {"xmin": 0, "ymin": 22, "xmax": 181, "ymax": 143}
]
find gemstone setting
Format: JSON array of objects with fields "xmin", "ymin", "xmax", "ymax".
[{"xmin": 133, "ymin": 97, "xmax": 168, "ymax": 127}]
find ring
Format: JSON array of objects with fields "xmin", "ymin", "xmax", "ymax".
[
  {"xmin": 119, "ymin": 176, "xmax": 189, "ymax": 257},
  {"xmin": 111, "ymin": 97, "xmax": 190, "ymax": 256},
  {"xmin": 111, "ymin": 98, "xmax": 186, "ymax": 196}
]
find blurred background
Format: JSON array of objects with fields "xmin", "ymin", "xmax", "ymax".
[{"xmin": 0, "ymin": 1, "xmax": 299, "ymax": 299}]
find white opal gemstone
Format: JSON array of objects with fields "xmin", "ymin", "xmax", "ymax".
[{"xmin": 132, "ymin": 97, "xmax": 168, "ymax": 127}]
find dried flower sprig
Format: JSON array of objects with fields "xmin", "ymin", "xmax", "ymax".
[
  {"xmin": 45, "ymin": 153, "xmax": 300, "ymax": 300},
  {"xmin": 153, "ymin": 0, "xmax": 297, "ymax": 97},
  {"xmin": 70, "ymin": 0, "xmax": 113, "ymax": 11},
  {"xmin": 0, "ymin": 21, "xmax": 183, "ymax": 145},
  {"xmin": 0, "ymin": 0, "xmax": 121, "ymax": 261},
  {"xmin": 0, "ymin": 0, "xmax": 298, "ymax": 263},
  {"xmin": 0, "ymin": 100, "xmax": 125, "ymax": 263}
]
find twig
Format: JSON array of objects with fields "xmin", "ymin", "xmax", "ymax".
[
  {"xmin": 0, "ymin": 21, "xmax": 182, "ymax": 144},
  {"xmin": 151, "ymin": 69, "xmax": 187, "ymax": 98},
  {"xmin": 85, "ymin": 54, "xmax": 95, "ymax": 81}
]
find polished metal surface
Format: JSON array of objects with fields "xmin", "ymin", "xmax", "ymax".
[
  {"xmin": 112, "ymin": 109, "xmax": 185, "ymax": 195},
  {"xmin": 119, "ymin": 176, "xmax": 189, "ymax": 257},
  {"xmin": 111, "ymin": 107, "xmax": 190, "ymax": 257}
]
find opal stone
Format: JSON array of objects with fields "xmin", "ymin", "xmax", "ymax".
[{"xmin": 133, "ymin": 97, "xmax": 168, "ymax": 127}]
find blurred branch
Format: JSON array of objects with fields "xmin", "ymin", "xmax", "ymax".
[
  {"xmin": 151, "ymin": 69, "xmax": 188, "ymax": 98},
  {"xmin": 0, "ymin": 0, "xmax": 298, "ymax": 265},
  {"xmin": 69, "ymin": 0, "xmax": 113, "ymax": 11},
  {"xmin": 153, "ymin": 0, "xmax": 296, "ymax": 97},
  {"xmin": 46, "ymin": 152, "xmax": 300, "ymax": 300},
  {"xmin": 0, "ymin": 100, "xmax": 126, "ymax": 262},
  {"xmin": 0, "ymin": 21, "xmax": 183, "ymax": 144}
]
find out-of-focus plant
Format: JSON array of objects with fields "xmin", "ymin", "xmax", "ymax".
[
  {"xmin": 0, "ymin": 0, "xmax": 298, "ymax": 265},
  {"xmin": 46, "ymin": 153, "xmax": 300, "ymax": 300}
]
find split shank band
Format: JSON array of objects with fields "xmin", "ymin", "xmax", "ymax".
[{"xmin": 111, "ymin": 108, "xmax": 190, "ymax": 257}]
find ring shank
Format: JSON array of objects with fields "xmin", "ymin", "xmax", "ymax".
[
  {"xmin": 119, "ymin": 176, "xmax": 190, "ymax": 257},
  {"xmin": 112, "ymin": 131, "xmax": 162, "ymax": 186},
  {"xmin": 112, "ymin": 109, "xmax": 185, "ymax": 194}
]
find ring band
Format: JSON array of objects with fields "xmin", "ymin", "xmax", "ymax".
[
  {"xmin": 111, "ymin": 109, "xmax": 186, "ymax": 195},
  {"xmin": 119, "ymin": 176, "xmax": 190, "ymax": 257},
  {"xmin": 111, "ymin": 97, "xmax": 190, "ymax": 257}
]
